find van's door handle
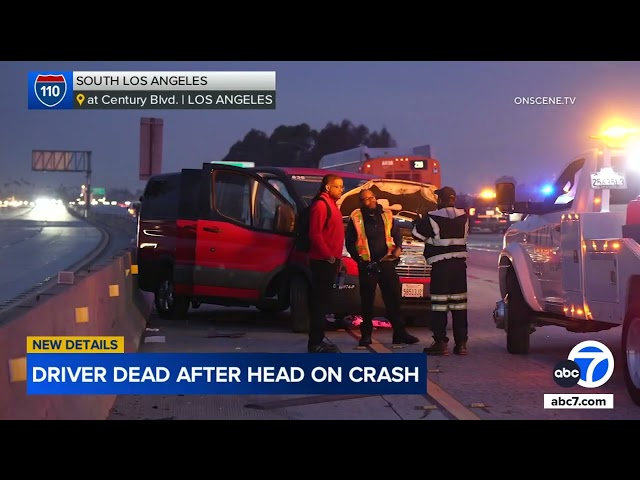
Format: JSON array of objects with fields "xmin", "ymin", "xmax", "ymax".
[{"xmin": 204, "ymin": 226, "xmax": 221, "ymax": 233}]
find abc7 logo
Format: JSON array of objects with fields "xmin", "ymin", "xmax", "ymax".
[{"xmin": 553, "ymin": 340, "xmax": 615, "ymax": 388}]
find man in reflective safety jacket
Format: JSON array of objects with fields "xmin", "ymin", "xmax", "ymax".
[
  {"xmin": 412, "ymin": 186, "xmax": 470, "ymax": 356},
  {"xmin": 345, "ymin": 188, "xmax": 419, "ymax": 348}
]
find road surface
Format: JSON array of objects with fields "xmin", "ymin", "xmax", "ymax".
[
  {"xmin": 0, "ymin": 204, "xmax": 102, "ymax": 309},
  {"xmin": 108, "ymin": 233, "xmax": 640, "ymax": 420}
]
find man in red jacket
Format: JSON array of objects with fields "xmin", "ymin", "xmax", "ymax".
[{"xmin": 307, "ymin": 174, "xmax": 345, "ymax": 353}]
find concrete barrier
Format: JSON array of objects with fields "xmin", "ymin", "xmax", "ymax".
[{"xmin": 0, "ymin": 250, "xmax": 151, "ymax": 420}]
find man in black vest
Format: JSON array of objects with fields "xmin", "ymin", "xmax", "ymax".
[{"xmin": 412, "ymin": 186, "xmax": 470, "ymax": 356}]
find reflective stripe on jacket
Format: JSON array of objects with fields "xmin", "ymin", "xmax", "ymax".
[
  {"xmin": 350, "ymin": 208, "xmax": 395, "ymax": 262},
  {"xmin": 412, "ymin": 207, "xmax": 469, "ymax": 264}
]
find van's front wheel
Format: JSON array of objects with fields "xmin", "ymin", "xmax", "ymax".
[{"xmin": 155, "ymin": 278, "xmax": 190, "ymax": 320}]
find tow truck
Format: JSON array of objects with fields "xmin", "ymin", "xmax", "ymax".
[{"xmin": 492, "ymin": 124, "xmax": 640, "ymax": 406}]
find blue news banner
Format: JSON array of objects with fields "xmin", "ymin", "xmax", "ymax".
[{"xmin": 27, "ymin": 353, "xmax": 428, "ymax": 395}]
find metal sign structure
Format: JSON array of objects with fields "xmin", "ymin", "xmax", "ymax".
[
  {"xmin": 140, "ymin": 117, "xmax": 164, "ymax": 181},
  {"xmin": 32, "ymin": 150, "xmax": 92, "ymax": 217}
]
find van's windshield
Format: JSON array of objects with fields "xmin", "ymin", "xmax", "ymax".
[{"xmin": 287, "ymin": 174, "xmax": 370, "ymax": 205}]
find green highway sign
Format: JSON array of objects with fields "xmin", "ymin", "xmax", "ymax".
[
  {"xmin": 91, "ymin": 187, "xmax": 106, "ymax": 195},
  {"xmin": 211, "ymin": 161, "xmax": 255, "ymax": 168}
]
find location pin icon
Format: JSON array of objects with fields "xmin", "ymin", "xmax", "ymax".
[{"xmin": 77, "ymin": 94, "xmax": 85, "ymax": 106}]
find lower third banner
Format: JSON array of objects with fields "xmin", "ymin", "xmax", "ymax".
[{"xmin": 26, "ymin": 353, "xmax": 427, "ymax": 395}]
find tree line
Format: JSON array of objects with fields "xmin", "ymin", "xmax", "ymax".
[
  {"xmin": 219, "ymin": 120, "xmax": 535, "ymax": 200},
  {"xmin": 221, "ymin": 119, "xmax": 397, "ymax": 167}
]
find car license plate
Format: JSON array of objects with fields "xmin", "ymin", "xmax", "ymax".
[{"xmin": 402, "ymin": 283, "xmax": 423, "ymax": 298}]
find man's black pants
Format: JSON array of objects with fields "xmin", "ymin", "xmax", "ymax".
[
  {"xmin": 358, "ymin": 260, "xmax": 405, "ymax": 335},
  {"xmin": 309, "ymin": 259, "xmax": 339, "ymax": 347},
  {"xmin": 429, "ymin": 258, "xmax": 468, "ymax": 344}
]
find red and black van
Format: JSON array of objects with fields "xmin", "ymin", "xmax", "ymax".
[{"xmin": 137, "ymin": 164, "xmax": 436, "ymax": 332}]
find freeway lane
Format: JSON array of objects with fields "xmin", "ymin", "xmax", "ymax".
[
  {"xmin": 109, "ymin": 233, "xmax": 640, "ymax": 420},
  {"xmin": 444, "ymin": 247, "xmax": 639, "ymax": 419},
  {"xmin": 466, "ymin": 232, "xmax": 503, "ymax": 253},
  {"xmin": 0, "ymin": 204, "xmax": 102, "ymax": 309}
]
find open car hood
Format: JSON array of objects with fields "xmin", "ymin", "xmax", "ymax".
[{"xmin": 337, "ymin": 179, "xmax": 439, "ymax": 220}]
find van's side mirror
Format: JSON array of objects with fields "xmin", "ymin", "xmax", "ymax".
[
  {"xmin": 496, "ymin": 182, "xmax": 516, "ymax": 214},
  {"xmin": 274, "ymin": 204, "xmax": 295, "ymax": 234}
]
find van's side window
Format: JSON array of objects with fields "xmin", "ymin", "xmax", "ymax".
[
  {"xmin": 213, "ymin": 171, "xmax": 252, "ymax": 225},
  {"xmin": 267, "ymin": 179, "xmax": 296, "ymax": 211},
  {"xmin": 255, "ymin": 183, "xmax": 288, "ymax": 231}
]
